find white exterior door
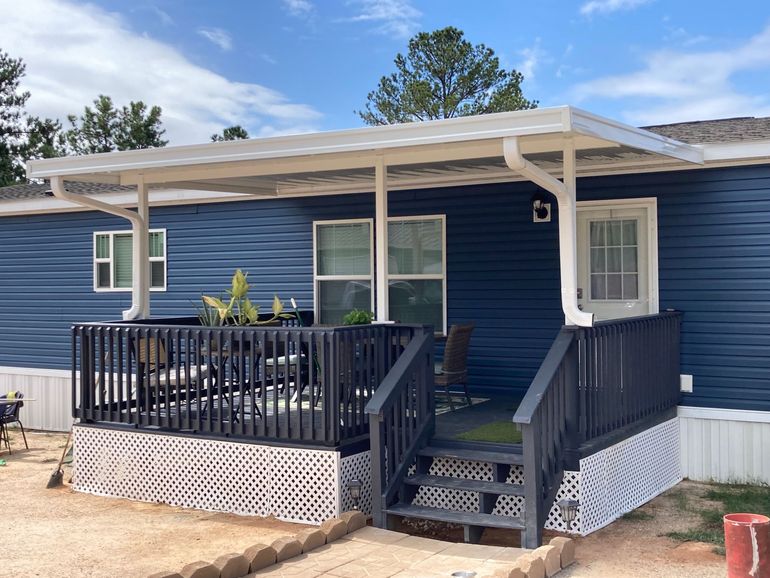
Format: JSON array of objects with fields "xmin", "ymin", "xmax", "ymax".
[{"xmin": 576, "ymin": 199, "xmax": 658, "ymax": 321}]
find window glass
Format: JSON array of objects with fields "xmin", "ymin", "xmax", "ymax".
[
  {"xmin": 388, "ymin": 280, "xmax": 443, "ymax": 328},
  {"xmin": 317, "ymin": 222, "xmax": 370, "ymax": 276},
  {"xmin": 113, "ymin": 234, "xmax": 133, "ymax": 289},
  {"xmin": 388, "ymin": 219, "xmax": 443, "ymax": 275},
  {"xmin": 589, "ymin": 219, "xmax": 639, "ymax": 301},
  {"xmin": 318, "ymin": 280, "xmax": 372, "ymax": 325},
  {"xmin": 96, "ymin": 234, "xmax": 110, "ymax": 259}
]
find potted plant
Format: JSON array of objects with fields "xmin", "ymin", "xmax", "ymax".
[{"xmin": 342, "ymin": 309, "xmax": 375, "ymax": 326}]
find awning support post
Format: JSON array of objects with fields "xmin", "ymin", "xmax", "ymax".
[
  {"xmin": 503, "ymin": 137, "xmax": 594, "ymax": 327},
  {"xmin": 374, "ymin": 156, "xmax": 389, "ymax": 322}
]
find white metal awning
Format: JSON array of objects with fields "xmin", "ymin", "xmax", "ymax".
[{"xmin": 28, "ymin": 106, "xmax": 703, "ymax": 196}]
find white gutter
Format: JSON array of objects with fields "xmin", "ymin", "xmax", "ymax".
[
  {"xmin": 50, "ymin": 176, "xmax": 149, "ymax": 320},
  {"xmin": 503, "ymin": 137, "xmax": 594, "ymax": 327}
]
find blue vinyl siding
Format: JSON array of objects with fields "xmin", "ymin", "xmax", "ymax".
[{"xmin": 1, "ymin": 163, "xmax": 770, "ymax": 411}]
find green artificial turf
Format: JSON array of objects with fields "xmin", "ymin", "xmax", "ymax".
[{"xmin": 456, "ymin": 421, "xmax": 523, "ymax": 444}]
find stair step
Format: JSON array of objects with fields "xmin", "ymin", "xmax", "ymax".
[
  {"xmin": 404, "ymin": 474, "xmax": 525, "ymax": 496},
  {"xmin": 418, "ymin": 445, "xmax": 523, "ymax": 466},
  {"xmin": 385, "ymin": 503, "xmax": 525, "ymax": 530}
]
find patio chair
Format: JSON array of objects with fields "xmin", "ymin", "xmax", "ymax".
[
  {"xmin": 133, "ymin": 335, "xmax": 208, "ymax": 410},
  {"xmin": 0, "ymin": 391, "xmax": 28, "ymax": 453},
  {"xmin": 435, "ymin": 323, "xmax": 475, "ymax": 411}
]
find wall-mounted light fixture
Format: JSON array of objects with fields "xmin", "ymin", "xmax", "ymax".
[{"xmin": 531, "ymin": 192, "xmax": 551, "ymax": 223}]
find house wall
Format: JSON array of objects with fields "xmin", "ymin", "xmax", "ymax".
[{"xmin": 2, "ymin": 163, "xmax": 770, "ymax": 432}]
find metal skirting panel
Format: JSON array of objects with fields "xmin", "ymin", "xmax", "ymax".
[
  {"xmin": 679, "ymin": 413, "xmax": 770, "ymax": 484},
  {"xmin": 72, "ymin": 426, "xmax": 372, "ymax": 524},
  {"xmin": 0, "ymin": 367, "xmax": 71, "ymax": 432},
  {"xmin": 579, "ymin": 417, "xmax": 681, "ymax": 535}
]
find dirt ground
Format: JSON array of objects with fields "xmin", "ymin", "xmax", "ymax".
[
  {"xmin": 0, "ymin": 431, "xmax": 309, "ymax": 578},
  {"xmin": 2, "ymin": 431, "xmax": 727, "ymax": 578}
]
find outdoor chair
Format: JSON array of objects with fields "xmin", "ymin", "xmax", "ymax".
[
  {"xmin": 0, "ymin": 391, "xmax": 28, "ymax": 453},
  {"xmin": 133, "ymin": 335, "xmax": 208, "ymax": 410},
  {"xmin": 435, "ymin": 323, "xmax": 475, "ymax": 411}
]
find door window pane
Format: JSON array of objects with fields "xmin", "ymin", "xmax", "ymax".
[
  {"xmin": 317, "ymin": 222, "xmax": 371, "ymax": 276},
  {"xmin": 388, "ymin": 219, "xmax": 443, "ymax": 275},
  {"xmin": 318, "ymin": 280, "xmax": 371, "ymax": 325},
  {"xmin": 388, "ymin": 280, "xmax": 443, "ymax": 330},
  {"xmin": 589, "ymin": 218, "xmax": 639, "ymax": 301}
]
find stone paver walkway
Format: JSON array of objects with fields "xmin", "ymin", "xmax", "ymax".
[{"xmin": 249, "ymin": 526, "xmax": 528, "ymax": 577}]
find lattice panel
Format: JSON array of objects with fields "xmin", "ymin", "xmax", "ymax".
[
  {"xmin": 268, "ymin": 447, "xmax": 339, "ymax": 524},
  {"xmin": 413, "ymin": 458, "xmax": 494, "ymax": 512},
  {"xmin": 339, "ymin": 451, "xmax": 372, "ymax": 515},
  {"xmin": 492, "ymin": 465, "xmax": 525, "ymax": 519},
  {"xmin": 579, "ymin": 417, "xmax": 681, "ymax": 535},
  {"xmin": 73, "ymin": 426, "xmax": 342, "ymax": 524}
]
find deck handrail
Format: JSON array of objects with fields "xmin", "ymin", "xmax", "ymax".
[
  {"xmin": 366, "ymin": 327, "xmax": 435, "ymax": 527},
  {"xmin": 72, "ymin": 319, "xmax": 419, "ymax": 448},
  {"xmin": 513, "ymin": 310, "xmax": 683, "ymax": 547},
  {"xmin": 513, "ymin": 328, "xmax": 577, "ymax": 548}
]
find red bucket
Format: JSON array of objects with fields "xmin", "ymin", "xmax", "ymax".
[{"xmin": 724, "ymin": 513, "xmax": 770, "ymax": 578}]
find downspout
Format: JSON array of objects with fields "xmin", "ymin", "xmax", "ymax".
[
  {"xmin": 503, "ymin": 137, "xmax": 594, "ymax": 327},
  {"xmin": 50, "ymin": 176, "xmax": 150, "ymax": 320}
]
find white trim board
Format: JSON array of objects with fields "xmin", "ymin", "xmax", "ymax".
[
  {"xmin": 678, "ymin": 405, "xmax": 770, "ymax": 424},
  {"xmin": 0, "ymin": 365, "xmax": 71, "ymax": 378}
]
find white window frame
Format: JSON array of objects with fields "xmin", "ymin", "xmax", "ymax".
[
  {"xmin": 387, "ymin": 214, "xmax": 447, "ymax": 335},
  {"xmin": 312, "ymin": 219, "xmax": 375, "ymax": 322},
  {"xmin": 93, "ymin": 229, "xmax": 167, "ymax": 293}
]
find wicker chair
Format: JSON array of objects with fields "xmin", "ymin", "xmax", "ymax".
[{"xmin": 434, "ymin": 323, "xmax": 475, "ymax": 411}]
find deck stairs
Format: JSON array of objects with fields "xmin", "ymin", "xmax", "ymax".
[{"xmin": 382, "ymin": 438, "xmax": 531, "ymax": 544}]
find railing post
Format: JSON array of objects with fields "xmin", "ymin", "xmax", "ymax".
[
  {"xmin": 370, "ymin": 414, "xmax": 386, "ymax": 527},
  {"xmin": 521, "ymin": 421, "xmax": 543, "ymax": 549},
  {"xmin": 564, "ymin": 331, "xmax": 581, "ymax": 457}
]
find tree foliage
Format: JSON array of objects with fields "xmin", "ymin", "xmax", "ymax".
[
  {"xmin": 357, "ymin": 27, "xmax": 537, "ymax": 125},
  {"xmin": 0, "ymin": 50, "xmax": 32, "ymax": 186},
  {"xmin": 64, "ymin": 95, "xmax": 167, "ymax": 155},
  {"xmin": 211, "ymin": 125, "xmax": 249, "ymax": 142}
]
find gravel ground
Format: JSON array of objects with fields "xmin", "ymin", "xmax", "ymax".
[
  {"xmin": 0, "ymin": 431, "xmax": 309, "ymax": 578},
  {"xmin": 560, "ymin": 480, "xmax": 726, "ymax": 578}
]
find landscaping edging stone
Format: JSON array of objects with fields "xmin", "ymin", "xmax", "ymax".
[{"xmin": 147, "ymin": 513, "xmax": 576, "ymax": 578}]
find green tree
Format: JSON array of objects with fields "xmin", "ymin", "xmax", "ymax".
[
  {"xmin": 23, "ymin": 116, "xmax": 65, "ymax": 162},
  {"xmin": 211, "ymin": 125, "xmax": 249, "ymax": 142},
  {"xmin": 0, "ymin": 50, "xmax": 32, "ymax": 185},
  {"xmin": 357, "ymin": 27, "xmax": 537, "ymax": 125},
  {"xmin": 64, "ymin": 94, "xmax": 167, "ymax": 155}
]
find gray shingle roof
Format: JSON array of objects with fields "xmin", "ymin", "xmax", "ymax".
[
  {"xmin": 0, "ymin": 181, "xmax": 132, "ymax": 201},
  {"xmin": 644, "ymin": 117, "xmax": 770, "ymax": 144}
]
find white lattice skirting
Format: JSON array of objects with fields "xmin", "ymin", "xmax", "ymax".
[
  {"xmin": 74, "ymin": 418, "xmax": 680, "ymax": 534},
  {"xmin": 72, "ymin": 426, "xmax": 372, "ymax": 525},
  {"xmin": 412, "ymin": 417, "xmax": 681, "ymax": 536}
]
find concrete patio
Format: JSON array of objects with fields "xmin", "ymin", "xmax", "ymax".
[{"xmin": 249, "ymin": 526, "xmax": 530, "ymax": 577}]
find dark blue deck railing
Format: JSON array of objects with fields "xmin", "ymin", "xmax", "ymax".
[{"xmin": 72, "ymin": 317, "xmax": 420, "ymax": 448}]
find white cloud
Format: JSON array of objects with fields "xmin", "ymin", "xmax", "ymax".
[
  {"xmin": 282, "ymin": 0, "xmax": 314, "ymax": 17},
  {"xmin": 571, "ymin": 24, "xmax": 770, "ymax": 124},
  {"xmin": 517, "ymin": 39, "xmax": 546, "ymax": 82},
  {"xmin": 0, "ymin": 0, "xmax": 322, "ymax": 145},
  {"xmin": 197, "ymin": 27, "xmax": 233, "ymax": 51},
  {"xmin": 346, "ymin": 0, "xmax": 421, "ymax": 39},
  {"xmin": 580, "ymin": 0, "xmax": 652, "ymax": 16}
]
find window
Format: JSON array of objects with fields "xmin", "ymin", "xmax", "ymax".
[
  {"xmin": 388, "ymin": 216, "xmax": 446, "ymax": 334},
  {"xmin": 94, "ymin": 230, "xmax": 167, "ymax": 292},
  {"xmin": 313, "ymin": 220, "xmax": 373, "ymax": 324},
  {"xmin": 589, "ymin": 219, "xmax": 638, "ymax": 301}
]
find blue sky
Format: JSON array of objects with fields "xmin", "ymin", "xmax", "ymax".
[{"xmin": 3, "ymin": 0, "xmax": 770, "ymax": 144}]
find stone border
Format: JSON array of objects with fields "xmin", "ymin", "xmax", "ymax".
[
  {"xmin": 146, "ymin": 511, "xmax": 575, "ymax": 578},
  {"xmin": 146, "ymin": 510, "xmax": 368, "ymax": 578}
]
